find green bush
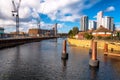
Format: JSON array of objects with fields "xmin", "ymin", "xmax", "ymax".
[
  {"xmin": 97, "ymin": 36, "xmax": 102, "ymax": 39},
  {"xmin": 84, "ymin": 33, "xmax": 93, "ymax": 39},
  {"xmin": 68, "ymin": 27, "xmax": 79, "ymax": 38}
]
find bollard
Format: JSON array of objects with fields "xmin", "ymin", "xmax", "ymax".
[
  {"xmin": 61, "ymin": 40, "xmax": 68, "ymax": 60},
  {"xmin": 89, "ymin": 42, "xmax": 99, "ymax": 68},
  {"xmin": 89, "ymin": 39, "xmax": 94, "ymax": 54},
  {"xmin": 104, "ymin": 43, "xmax": 108, "ymax": 52}
]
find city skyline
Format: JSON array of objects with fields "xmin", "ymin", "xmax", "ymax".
[{"xmin": 0, "ymin": 0, "xmax": 120, "ymax": 33}]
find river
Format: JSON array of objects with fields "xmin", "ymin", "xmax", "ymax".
[{"xmin": 0, "ymin": 38, "xmax": 120, "ymax": 80}]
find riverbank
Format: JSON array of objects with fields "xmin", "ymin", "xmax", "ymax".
[
  {"xmin": 0, "ymin": 37, "xmax": 56, "ymax": 49},
  {"xmin": 67, "ymin": 38, "xmax": 120, "ymax": 51}
]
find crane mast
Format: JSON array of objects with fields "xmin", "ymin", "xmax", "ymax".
[
  {"xmin": 11, "ymin": 0, "xmax": 21, "ymax": 36},
  {"xmin": 37, "ymin": 18, "xmax": 40, "ymax": 29}
]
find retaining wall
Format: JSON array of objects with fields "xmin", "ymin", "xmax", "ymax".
[
  {"xmin": 0, "ymin": 37, "xmax": 56, "ymax": 49},
  {"xmin": 67, "ymin": 38, "xmax": 120, "ymax": 51}
]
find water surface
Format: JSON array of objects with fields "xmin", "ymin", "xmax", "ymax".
[{"xmin": 0, "ymin": 38, "xmax": 120, "ymax": 80}]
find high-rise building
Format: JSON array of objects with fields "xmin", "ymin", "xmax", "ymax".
[
  {"xmin": 97, "ymin": 11, "xmax": 103, "ymax": 28},
  {"xmin": 110, "ymin": 18, "xmax": 115, "ymax": 31},
  {"xmin": 88, "ymin": 20, "xmax": 97, "ymax": 30},
  {"xmin": 112, "ymin": 24, "xmax": 115, "ymax": 31},
  {"xmin": 97, "ymin": 11, "xmax": 115, "ymax": 31},
  {"xmin": 80, "ymin": 16, "xmax": 88, "ymax": 31},
  {"xmin": 102, "ymin": 16, "xmax": 114, "ymax": 31}
]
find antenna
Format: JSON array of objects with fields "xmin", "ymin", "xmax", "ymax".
[{"xmin": 11, "ymin": 0, "xmax": 21, "ymax": 36}]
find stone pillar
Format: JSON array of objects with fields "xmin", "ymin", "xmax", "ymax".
[
  {"xmin": 89, "ymin": 41, "xmax": 99, "ymax": 68},
  {"xmin": 61, "ymin": 40, "xmax": 68, "ymax": 59}
]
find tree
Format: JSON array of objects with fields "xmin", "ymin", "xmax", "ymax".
[
  {"xmin": 117, "ymin": 32, "xmax": 120, "ymax": 40},
  {"xmin": 97, "ymin": 36, "xmax": 102, "ymax": 39},
  {"xmin": 84, "ymin": 32, "xmax": 93, "ymax": 39},
  {"xmin": 68, "ymin": 30, "xmax": 74, "ymax": 37},
  {"xmin": 68, "ymin": 27, "xmax": 79, "ymax": 38},
  {"xmin": 72, "ymin": 27, "xmax": 79, "ymax": 36}
]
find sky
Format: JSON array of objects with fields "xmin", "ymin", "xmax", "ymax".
[{"xmin": 0, "ymin": 0, "xmax": 120, "ymax": 33}]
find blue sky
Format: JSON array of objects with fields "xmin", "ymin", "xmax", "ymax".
[
  {"xmin": 39, "ymin": 0, "xmax": 120, "ymax": 33},
  {"xmin": 0, "ymin": 0, "xmax": 120, "ymax": 33}
]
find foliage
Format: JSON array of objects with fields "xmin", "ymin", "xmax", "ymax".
[
  {"xmin": 97, "ymin": 36, "xmax": 102, "ymax": 39},
  {"xmin": 117, "ymin": 32, "xmax": 120, "ymax": 40},
  {"xmin": 84, "ymin": 33, "xmax": 93, "ymax": 39},
  {"xmin": 68, "ymin": 27, "xmax": 79, "ymax": 37},
  {"xmin": 117, "ymin": 32, "xmax": 120, "ymax": 37},
  {"xmin": 68, "ymin": 30, "xmax": 74, "ymax": 38},
  {"xmin": 72, "ymin": 27, "xmax": 79, "ymax": 36}
]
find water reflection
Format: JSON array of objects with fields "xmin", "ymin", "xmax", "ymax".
[
  {"xmin": 62, "ymin": 59, "xmax": 68, "ymax": 72},
  {"xmin": 0, "ymin": 38, "xmax": 120, "ymax": 80},
  {"xmin": 89, "ymin": 67, "xmax": 99, "ymax": 80},
  {"xmin": 103, "ymin": 55, "xmax": 108, "ymax": 64}
]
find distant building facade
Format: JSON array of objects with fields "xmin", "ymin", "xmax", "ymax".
[
  {"xmin": 102, "ymin": 16, "xmax": 114, "ymax": 31},
  {"xmin": 96, "ymin": 11, "xmax": 115, "ymax": 31},
  {"xmin": 75, "ymin": 32, "xmax": 85, "ymax": 39},
  {"xmin": 88, "ymin": 20, "xmax": 97, "ymax": 30},
  {"xmin": 52, "ymin": 23, "xmax": 57, "ymax": 37},
  {"xmin": 40, "ymin": 29, "xmax": 55, "ymax": 37},
  {"xmin": 0, "ymin": 27, "xmax": 4, "ymax": 38},
  {"xmin": 97, "ymin": 11, "xmax": 103, "ymax": 29},
  {"xmin": 28, "ymin": 23, "xmax": 58, "ymax": 37},
  {"xmin": 28, "ymin": 29, "xmax": 40, "ymax": 37},
  {"xmin": 80, "ymin": 16, "xmax": 88, "ymax": 31},
  {"xmin": 92, "ymin": 26, "xmax": 112, "ymax": 37},
  {"xmin": 28, "ymin": 28, "xmax": 55, "ymax": 37}
]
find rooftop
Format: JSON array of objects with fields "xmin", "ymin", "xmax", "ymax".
[{"xmin": 94, "ymin": 25, "xmax": 111, "ymax": 32}]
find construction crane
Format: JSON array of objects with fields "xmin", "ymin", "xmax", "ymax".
[
  {"xmin": 11, "ymin": 0, "xmax": 21, "ymax": 36},
  {"xmin": 37, "ymin": 18, "xmax": 41, "ymax": 30}
]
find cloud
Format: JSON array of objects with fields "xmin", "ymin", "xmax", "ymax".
[
  {"xmin": 0, "ymin": 0, "xmax": 101, "ymax": 33},
  {"xmin": 38, "ymin": 0, "xmax": 101, "ymax": 22},
  {"xmin": 93, "ymin": 15, "xmax": 97, "ymax": 18},
  {"xmin": 0, "ymin": 0, "xmax": 40, "ymax": 21},
  {"xmin": 0, "ymin": 0, "xmax": 40, "ymax": 33},
  {"xmin": 105, "ymin": 6, "xmax": 115, "ymax": 12}
]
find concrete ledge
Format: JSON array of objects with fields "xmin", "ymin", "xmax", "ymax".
[
  {"xmin": 104, "ymin": 52, "xmax": 120, "ymax": 57},
  {"xmin": 67, "ymin": 38, "xmax": 120, "ymax": 51},
  {"xmin": 0, "ymin": 37, "xmax": 56, "ymax": 49}
]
